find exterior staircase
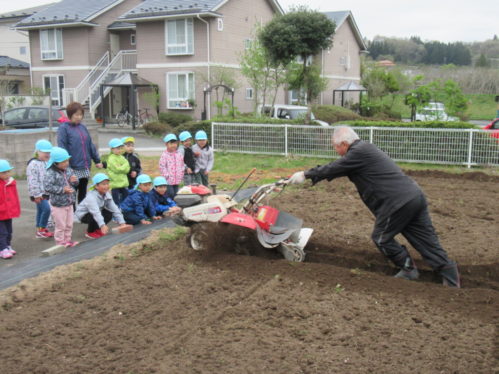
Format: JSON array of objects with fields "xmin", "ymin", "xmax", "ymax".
[{"xmin": 62, "ymin": 50, "xmax": 137, "ymax": 118}]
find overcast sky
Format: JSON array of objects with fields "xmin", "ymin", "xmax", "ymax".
[{"xmin": 1, "ymin": 0, "xmax": 497, "ymax": 43}]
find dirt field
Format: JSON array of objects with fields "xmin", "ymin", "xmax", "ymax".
[{"xmin": 0, "ymin": 170, "xmax": 497, "ymax": 373}]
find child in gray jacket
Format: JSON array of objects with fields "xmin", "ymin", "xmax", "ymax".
[
  {"xmin": 192, "ymin": 130, "xmax": 214, "ymax": 187},
  {"xmin": 74, "ymin": 173, "xmax": 131, "ymax": 239}
]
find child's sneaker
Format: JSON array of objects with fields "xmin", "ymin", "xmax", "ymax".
[
  {"xmin": 7, "ymin": 246, "xmax": 16, "ymax": 255},
  {"xmin": 85, "ymin": 231, "xmax": 101, "ymax": 239},
  {"xmin": 64, "ymin": 241, "xmax": 79, "ymax": 248},
  {"xmin": 41, "ymin": 228, "xmax": 54, "ymax": 238},
  {"xmin": 0, "ymin": 248, "xmax": 13, "ymax": 259}
]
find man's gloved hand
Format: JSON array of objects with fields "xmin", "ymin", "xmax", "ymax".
[{"xmin": 288, "ymin": 171, "xmax": 306, "ymax": 184}]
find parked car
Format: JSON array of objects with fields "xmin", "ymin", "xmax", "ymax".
[
  {"xmin": 415, "ymin": 102, "xmax": 459, "ymax": 122},
  {"xmin": 260, "ymin": 104, "xmax": 329, "ymax": 127},
  {"xmin": 0, "ymin": 106, "xmax": 68, "ymax": 129},
  {"xmin": 482, "ymin": 118, "xmax": 499, "ymax": 140}
]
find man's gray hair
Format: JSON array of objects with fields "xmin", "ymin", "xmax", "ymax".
[{"xmin": 332, "ymin": 125, "xmax": 360, "ymax": 146}]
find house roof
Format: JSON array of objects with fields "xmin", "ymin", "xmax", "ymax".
[
  {"xmin": 334, "ymin": 81, "xmax": 366, "ymax": 91},
  {"xmin": 0, "ymin": 3, "xmax": 55, "ymax": 21},
  {"xmin": 0, "ymin": 56, "xmax": 30, "ymax": 69},
  {"xmin": 120, "ymin": 0, "xmax": 283, "ymax": 21},
  {"xmin": 102, "ymin": 73, "xmax": 157, "ymax": 87},
  {"xmin": 15, "ymin": 0, "xmax": 124, "ymax": 30},
  {"xmin": 323, "ymin": 10, "xmax": 367, "ymax": 51},
  {"xmin": 108, "ymin": 21, "xmax": 136, "ymax": 30}
]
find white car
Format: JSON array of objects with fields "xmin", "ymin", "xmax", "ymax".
[
  {"xmin": 260, "ymin": 104, "xmax": 329, "ymax": 127},
  {"xmin": 415, "ymin": 102, "xmax": 459, "ymax": 122}
]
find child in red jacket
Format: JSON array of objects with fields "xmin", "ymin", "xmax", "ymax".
[{"xmin": 0, "ymin": 160, "xmax": 21, "ymax": 259}]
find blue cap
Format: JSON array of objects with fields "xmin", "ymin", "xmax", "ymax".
[
  {"xmin": 35, "ymin": 139, "xmax": 53, "ymax": 153},
  {"xmin": 109, "ymin": 138, "xmax": 124, "ymax": 148},
  {"xmin": 92, "ymin": 173, "xmax": 110, "ymax": 186},
  {"xmin": 179, "ymin": 131, "xmax": 192, "ymax": 142},
  {"xmin": 121, "ymin": 136, "xmax": 135, "ymax": 144},
  {"xmin": 0, "ymin": 160, "xmax": 14, "ymax": 172},
  {"xmin": 46, "ymin": 147, "xmax": 71, "ymax": 169},
  {"xmin": 195, "ymin": 130, "xmax": 208, "ymax": 140},
  {"xmin": 153, "ymin": 176, "xmax": 168, "ymax": 186},
  {"xmin": 163, "ymin": 133, "xmax": 177, "ymax": 143},
  {"xmin": 134, "ymin": 174, "xmax": 152, "ymax": 189}
]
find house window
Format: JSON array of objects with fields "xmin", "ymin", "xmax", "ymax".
[
  {"xmin": 296, "ymin": 55, "xmax": 313, "ymax": 66},
  {"xmin": 19, "ymin": 46, "xmax": 27, "ymax": 55},
  {"xmin": 166, "ymin": 18, "xmax": 194, "ymax": 55},
  {"xmin": 245, "ymin": 88, "xmax": 253, "ymax": 100},
  {"xmin": 40, "ymin": 29, "xmax": 63, "ymax": 60},
  {"xmin": 130, "ymin": 34, "xmax": 136, "ymax": 46},
  {"xmin": 167, "ymin": 72, "xmax": 194, "ymax": 109},
  {"xmin": 244, "ymin": 39, "xmax": 252, "ymax": 50},
  {"xmin": 340, "ymin": 55, "xmax": 350, "ymax": 69},
  {"xmin": 217, "ymin": 18, "xmax": 224, "ymax": 31},
  {"xmin": 289, "ymin": 89, "xmax": 307, "ymax": 105},
  {"xmin": 43, "ymin": 75, "xmax": 65, "ymax": 106}
]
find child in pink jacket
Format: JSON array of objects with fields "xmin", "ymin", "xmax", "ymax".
[{"xmin": 159, "ymin": 133, "xmax": 184, "ymax": 199}]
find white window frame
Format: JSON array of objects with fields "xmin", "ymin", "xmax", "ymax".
[
  {"xmin": 166, "ymin": 72, "xmax": 195, "ymax": 109},
  {"xmin": 245, "ymin": 88, "xmax": 253, "ymax": 100},
  {"xmin": 217, "ymin": 18, "xmax": 224, "ymax": 31},
  {"xmin": 40, "ymin": 29, "xmax": 63, "ymax": 60},
  {"xmin": 244, "ymin": 39, "xmax": 252, "ymax": 50},
  {"xmin": 43, "ymin": 74, "xmax": 65, "ymax": 106},
  {"xmin": 130, "ymin": 33, "xmax": 136, "ymax": 46},
  {"xmin": 165, "ymin": 18, "xmax": 194, "ymax": 56}
]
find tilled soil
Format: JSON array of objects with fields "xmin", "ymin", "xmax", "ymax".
[{"xmin": 0, "ymin": 170, "xmax": 498, "ymax": 374}]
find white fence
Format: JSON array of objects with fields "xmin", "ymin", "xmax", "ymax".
[{"xmin": 211, "ymin": 123, "xmax": 499, "ymax": 168}]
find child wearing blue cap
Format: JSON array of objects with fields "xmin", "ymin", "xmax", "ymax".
[
  {"xmin": 0, "ymin": 160, "xmax": 20, "ymax": 259},
  {"xmin": 26, "ymin": 139, "xmax": 54, "ymax": 239},
  {"xmin": 192, "ymin": 130, "xmax": 214, "ymax": 187},
  {"xmin": 107, "ymin": 138, "xmax": 130, "ymax": 206},
  {"xmin": 178, "ymin": 131, "xmax": 196, "ymax": 186},
  {"xmin": 150, "ymin": 176, "xmax": 181, "ymax": 217},
  {"xmin": 44, "ymin": 147, "xmax": 79, "ymax": 248},
  {"xmin": 159, "ymin": 133, "xmax": 184, "ymax": 199},
  {"xmin": 120, "ymin": 174, "xmax": 161, "ymax": 225},
  {"xmin": 74, "ymin": 173, "xmax": 131, "ymax": 239}
]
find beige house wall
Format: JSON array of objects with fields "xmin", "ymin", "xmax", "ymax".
[
  {"xmin": 119, "ymin": 30, "xmax": 136, "ymax": 50},
  {"xmin": 0, "ymin": 19, "xmax": 31, "ymax": 63},
  {"xmin": 321, "ymin": 19, "xmax": 363, "ymax": 106}
]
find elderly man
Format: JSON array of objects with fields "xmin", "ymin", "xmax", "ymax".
[{"xmin": 289, "ymin": 126, "xmax": 460, "ymax": 287}]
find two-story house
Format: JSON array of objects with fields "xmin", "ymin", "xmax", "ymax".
[{"xmin": 15, "ymin": 0, "xmax": 365, "ymax": 120}]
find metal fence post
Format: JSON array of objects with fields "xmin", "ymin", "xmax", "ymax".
[
  {"xmin": 284, "ymin": 124, "xmax": 288, "ymax": 157},
  {"xmin": 369, "ymin": 127, "xmax": 374, "ymax": 143},
  {"xmin": 211, "ymin": 122, "xmax": 215, "ymax": 150},
  {"xmin": 467, "ymin": 129, "xmax": 473, "ymax": 168}
]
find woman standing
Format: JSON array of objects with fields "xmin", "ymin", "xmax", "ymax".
[{"xmin": 57, "ymin": 102, "xmax": 103, "ymax": 203}]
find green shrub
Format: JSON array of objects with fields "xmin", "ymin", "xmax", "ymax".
[
  {"xmin": 313, "ymin": 105, "xmax": 361, "ymax": 123},
  {"xmin": 158, "ymin": 112, "xmax": 192, "ymax": 127},
  {"xmin": 142, "ymin": 121, "xmax": 174, "ymax": 136}
]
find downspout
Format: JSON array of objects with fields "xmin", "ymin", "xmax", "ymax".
[
  {"xmin": 321, "ymin": 48, "xmax": 324, "ymax": 105},
  {"xmin": 197, "ymin": 14, "xmax": 210, "ymax": 120}
]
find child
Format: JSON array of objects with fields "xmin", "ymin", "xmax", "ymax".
[
  {"xmin": 107, "ymin": 138, "xmax": 130, "ymax": 206},
  {"xmin": 192, "ymin": 130, "xmax": 214, "ymax": 187},
  {"xmin": 44, "ymin": 147, "xmax": 79, "ymax": 248},
  {"xmin": 75, "ymin": 173, "xmax": 130, "ymax": 239},
  {"xmin": 0, "ymin": 160, "xmax": 20, "ymax": 259},
  {"xmin": 121, "ymin": 136, "xmax": 142, "ymax": 189},
  {"xmin": 120, "ymin": 174, "xmax": 161, "ymax": 225},
  {"xmin": 150, "ymin": 176, "xmax": 181, "ymax": 217},
  {"xmin": 178, "ymin": 131, "xmax": 196, "ymax": 186},
  {"xmin": 26, "ymin": 139, "xmax": 54, "ymax": 239},
  {"xmin": 159, "ymin": 133, "xmax": 184, "ymax": 199}
]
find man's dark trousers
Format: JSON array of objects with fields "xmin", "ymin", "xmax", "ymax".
[{"xmin": 371, "ymin": 193, "xmax": 452, "ymax": 270}]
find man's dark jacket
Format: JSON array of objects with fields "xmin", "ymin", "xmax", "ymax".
[{"xmin": 304, "ymin": 140, "xmax": 422, "ymax": 219}]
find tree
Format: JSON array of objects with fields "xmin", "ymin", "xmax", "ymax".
[
  {"xmin": 239, "ymin": 30, "xmax": 287, "ymax": 114},
  {"xmin": 259, "ymin": 7, "xmax": 335, "ymax": 121},
  {"xmin": 200, "ymin": 66, "xmax": 239, "ymax": 117},
  {"xmin": 475, "ymin": 53, "xmax": 490, "ymax": 67}
]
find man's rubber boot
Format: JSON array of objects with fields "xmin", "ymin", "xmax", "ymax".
[
  {"xmin": 394, "ymin": 257, "xmax": 420, "ymax": 281},
  {"xmin": 440, "ymin": 262, "xmax": 461, "ymax": 288}
]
